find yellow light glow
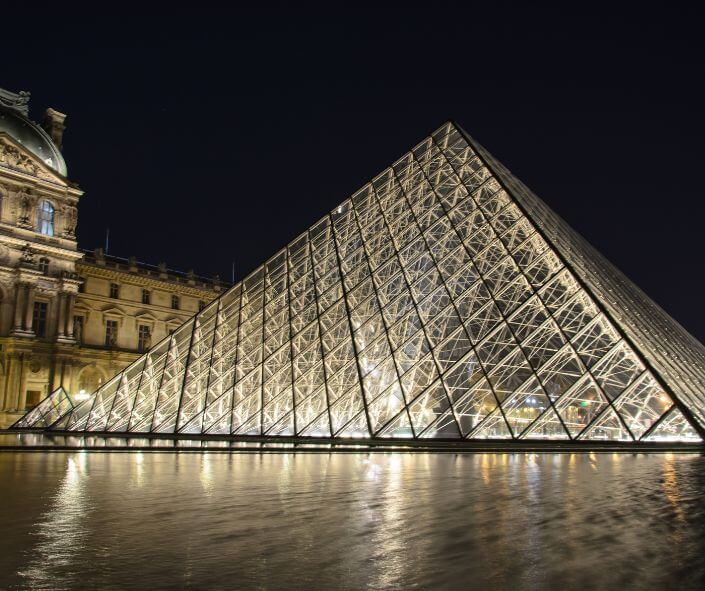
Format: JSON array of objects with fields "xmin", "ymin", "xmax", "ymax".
[{"xmin": 74, "ymin": 389, "xmax": 90, "ymax": 402}]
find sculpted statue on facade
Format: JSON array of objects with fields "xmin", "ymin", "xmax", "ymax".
[
  {"xmin": 73, "ymin": 316, "xmax": 83, "ymax": 344},
  {"xmin": 16, "ymin": 188, "xmax": 33, "ymax": 227},
  {"xmin": 20, "ymin": 243, "xmax": 35, "ymax": 264},
  {"xmin": 62, "ymin": 205, "xmax": 77, "ymax": 238},
  {"xmin": 0, "ymin": 89, "xmax": 30, "ymax": 114}
]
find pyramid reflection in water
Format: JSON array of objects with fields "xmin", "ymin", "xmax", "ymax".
[{"xmin": 14, "ymin": 122, "xmax": 705, "ymax": 443}]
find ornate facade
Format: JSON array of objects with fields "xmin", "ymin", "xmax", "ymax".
[{"xmin": 0, "ymin": 88, "xmax": 224, "ymax": 426}]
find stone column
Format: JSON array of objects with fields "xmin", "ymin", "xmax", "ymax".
[
  {"xmin": 5, "ymin": 354, "xmax": 23, "ymax": 410},
  {"xmin": 66, "ymin": 294, "xmax": 76, "ymax": 338},
  {"xmin": 17, "ymin": 355, "xmax": 27, "ymax": 411},
  {"xmin": 23, "ymin": 285, "xmax": 35, "ymax": 333},
  {"xmin": 12, "ymin": 284, "xmax": 25, "ymax": 332},
  {"xmin": 1, "ymin": 355, "xmax": 12, "ymax": 411},
  {"xmin": 57, "ymin": 293, "xmax": 67, "ymax": 337}
]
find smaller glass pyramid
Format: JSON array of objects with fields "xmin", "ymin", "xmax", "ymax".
[{"xmin": 12, "ymin": 387, "xmax": 74, "ymax": 429}]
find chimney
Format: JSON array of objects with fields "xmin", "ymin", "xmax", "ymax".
[
  {"xmin": 43, "ymin": 108, "xmax": 67, "ymax": 149},
  {"xmin": 94, "ymin": 247, "xmax": 105, "ymax": 264}
]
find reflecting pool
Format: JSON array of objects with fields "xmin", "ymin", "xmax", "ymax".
[{"xmin": 1, "ymin": 452, "xmax": 704, "ymax": 590}]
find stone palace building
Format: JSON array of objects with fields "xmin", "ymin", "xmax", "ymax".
[{"xmin": 0, "ymin": 88, "xmax": 225, "ymax": 426}]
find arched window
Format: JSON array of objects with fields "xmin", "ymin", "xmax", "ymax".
[
  {"xmin": 37, "ymin": 200, "xmax": 55, "ymax": 236},
  {"xmin": 77, "ymin": 365, "xmax": 106, "ymax": 401}
]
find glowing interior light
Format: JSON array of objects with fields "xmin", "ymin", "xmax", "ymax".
[{"xmin": 74, "ymin": 389, "xmax": 90, "ymax": 402}]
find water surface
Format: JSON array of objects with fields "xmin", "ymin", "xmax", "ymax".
[{"xmin": 1, "ymin": 452, "xmax": 704, "ymax": 590}]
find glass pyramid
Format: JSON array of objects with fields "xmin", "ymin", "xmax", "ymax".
[
  {"xmin": 12, "ymin": 387, "xmax": 74, "ymax": 429},
  {"xmin": 15, "ymin": 122, "xmax": 705, "ymax": 443}
]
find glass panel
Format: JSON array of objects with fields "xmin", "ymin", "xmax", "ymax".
[
  {"xmin": 500, "ymin": 377, "xmax": 555, "ymax": 437},
  {"xmin": 592, "ymin": 342, "xmax": 644, "ymax": 400},
  {"xmin": 330, "ymin": 385, "xmax": 367, "ymax": 436},
  {"xmin": 522, "ymin": 407, "xmax": 570, "ymax": 440},
  {"xmin": 419, "ymin": 407, "xmax": 462, "ymax": 438},
  {"xmin": 553, "ymin": 375, "xmax": 608, "ymax": 438},
  {"xmin": 611, "ymin": 372, "xmax": 673, "ymax": 440},
  {"xmin": 643, "ymin": 407, "xmax": 702, "ymax": 442},
  {"xmin": 400, "ymin": 355, "xmax": 438, "ymax": 402},
  {"xmin": 579, "ymin": 407, "xmax": 633, "ymax": 441},
  {"xmin": 407, "ymin": 381, "xmax": 456, "ymax": 436},
  {"xmin": 469, "ymin": 408, "xmax": 513, "ymax": 439},
  {"xmin": 376, "ymin": 408, "xmax": 414, "ymax": 438},
  {"xmin": 368, "ymin": 382, "xmax": 406, "ymax": 434},
  {"xmin": 572, "ymin": 316, "xmax": 620, "ymax": 368}
]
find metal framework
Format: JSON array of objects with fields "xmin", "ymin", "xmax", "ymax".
[{"xmin": 13, "ymin": 122, "xmax": 705, "ymax": 443}]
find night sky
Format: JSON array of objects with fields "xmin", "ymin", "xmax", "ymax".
[{"xmin": 3, "ymin": 6, "xmax": 704, "ymax": 341}]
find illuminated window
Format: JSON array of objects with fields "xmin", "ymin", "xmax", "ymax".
[
  {"xmin": 37, "ymin": 200, "xmax": 55, "ymax": 236},
  {"xmin": 171, "ymin": 295, "xmax": 179, "ymax": 310},
  {"xmin": 105, "ymin": 319, "xmax": 118, "ymax": 347},
  {"xmin": 109, "ymin": 283, "xmax": 119, "ymax": 298}
]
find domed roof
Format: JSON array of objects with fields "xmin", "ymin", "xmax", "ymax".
[{"xmin": 0, "ymin": 104, "xmax": 67, "ymax": 176}]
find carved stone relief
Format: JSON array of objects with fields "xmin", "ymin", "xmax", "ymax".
[
  {"xmin": 62, "ymin": 205, "xmax": 77, "ymax": 238},
  {"xmin": 20, "ymin": 243, "xmax": 35, "ymax": 264},
  {"xmin": 0, "ymin": 138, "xmax": 54, "ymax": 181}
]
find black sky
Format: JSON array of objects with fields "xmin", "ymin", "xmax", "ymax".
[{"xmin": 3, "ymin": 5, "xmax": 704, "ymax": 341}]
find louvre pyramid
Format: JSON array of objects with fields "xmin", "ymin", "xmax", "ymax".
[{"xmin": 16, "ymin": 122, "xmax": 705, "ymax": 443}]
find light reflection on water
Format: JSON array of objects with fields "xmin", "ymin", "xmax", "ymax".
[{"xmin": 0, "ymin": 452, "xmax": 704, "ymax": 590}]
